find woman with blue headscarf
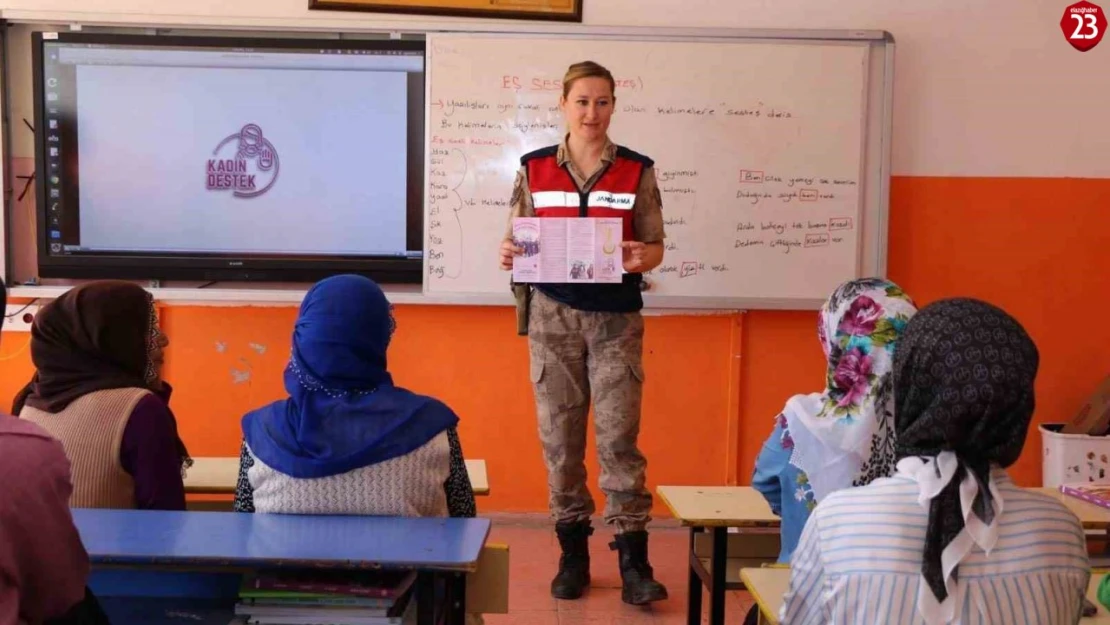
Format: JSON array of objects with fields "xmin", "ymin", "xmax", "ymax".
[{"xmin": 233, "ymin": 275, "xmax": 476, "ymax": 518}]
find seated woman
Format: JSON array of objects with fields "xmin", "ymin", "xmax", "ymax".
[
  {"xmin": 0, "ymin": 413, "xmax": 111, "ymax": 625},
  {"xmin": 0, "ymin": 279, "xmax": 108, "ymax": 625},
  {"xmin": 234, "ymin": 274, "xmax": 475, "ymax": 519},
  {"xmin": 780, "ymin": 298, "xmax": 1089, "ymax": 625},
  {"xmin": 14, "ymin": 281, "xmax": 190, "ymax": 511},
  {"xmin": 751, "ymin": 278, "xmax": 918, "ymax": 563}
]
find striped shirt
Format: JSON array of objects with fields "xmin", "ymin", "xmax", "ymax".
[{"xmin": 781, "ymin": 468, "xmax": 1090, "ymax": 625}]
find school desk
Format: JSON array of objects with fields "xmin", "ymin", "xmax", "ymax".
[
  {"xmin": 657, "ymin": 485, "xmax": 781, "ymax": 625},
  {"xmin": 73, "ymin": 508, "xmax": 490, "ymax": 625},
  {"xmin": 1042, "ymin": 487, "xmax": 1110, "ymax": 529},
  {"xmin": 739, "ymin": 567, "xmax": 1110, "ymax": 624},
  {"xmin": 184, "ymin": 456, "xmax": 491, "ymax": 495},
  {"xmin": 739, "ymin": 567, "xmax": 787, "ymax": 625}
]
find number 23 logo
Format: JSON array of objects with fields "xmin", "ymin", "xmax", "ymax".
[
  {"xmin": 1072, "ymin": 12, "xmax": 1100, "ymax": 37},
  {"xmin": 1061, "ymin": 1, "xmax": 1107, "ymax": 51}
]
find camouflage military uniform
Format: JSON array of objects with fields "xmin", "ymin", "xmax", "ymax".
[{"xmin": 507, "ymin": 137, "xmax": 666, "ymax": 533}]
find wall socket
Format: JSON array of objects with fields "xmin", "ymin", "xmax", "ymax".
[{"xmin": 3, "ymin": 304, "xmax": 41, "ymax": 333}]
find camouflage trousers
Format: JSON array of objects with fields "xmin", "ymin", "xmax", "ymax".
[{"xmin": 528, "ymin": 290, "xmax": 653, "ymax": 533}]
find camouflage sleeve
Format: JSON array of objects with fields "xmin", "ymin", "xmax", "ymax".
[
  {"xmin": 505, "ymin": 166, "xmax": 534, "ymax": 240},
  {"xmin": 633, "ymin": 165, "xmax": 666, "ymax": 243}
]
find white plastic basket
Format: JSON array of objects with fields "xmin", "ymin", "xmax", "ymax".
[{"xmin": 1039, "ymin": 423, "xmax": 1110, "ymax": 487}]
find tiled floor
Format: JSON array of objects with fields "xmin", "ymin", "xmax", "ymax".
[{"xmin": 483, "ymin": 514, "xmax": 753, "ymax": 624}]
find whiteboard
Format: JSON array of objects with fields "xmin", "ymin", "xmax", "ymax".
[{"xmin": 423, "ymin": 30, "xmax": 893, "ymax": 310}]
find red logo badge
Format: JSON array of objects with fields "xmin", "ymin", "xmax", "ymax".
[{"xmin": 1061, "ymin": 1, "xmax": 1106, "ymax": 51}]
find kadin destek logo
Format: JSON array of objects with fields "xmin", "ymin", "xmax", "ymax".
[{"xmin": 206, "ymin": 123, "xmax": 279, "ymax": 199}]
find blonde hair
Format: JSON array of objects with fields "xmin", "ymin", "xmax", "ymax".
[{"xmin": 561, "ymin": 61, "xmax": 616, "ymax": 100}]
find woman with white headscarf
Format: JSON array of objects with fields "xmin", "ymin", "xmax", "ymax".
[{"xmin": 780, "ymin": 298, "xmax": 1089, "ymax": 625}]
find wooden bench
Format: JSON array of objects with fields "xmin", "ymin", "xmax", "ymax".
[{"xmin": 184, "ymin": 457, "xmax": 490, "ymax": 507}]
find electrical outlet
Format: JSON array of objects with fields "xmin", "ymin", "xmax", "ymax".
[{"xmin": 3, "ymin": 304, "xmax": 41, "ymax": 333}]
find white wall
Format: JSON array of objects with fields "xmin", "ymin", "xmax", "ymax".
[{"xmin": 2, "ymin": 0, "xmax": 1107, "ymax": 178}]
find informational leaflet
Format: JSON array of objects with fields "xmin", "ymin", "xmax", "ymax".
[{"xmin": 511, "ymin": 217, "xmax": 623, "ymax": 283}]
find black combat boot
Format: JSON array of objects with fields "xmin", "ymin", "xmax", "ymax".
[
  {"xmin": 610, "ymin": 530, "xmax": 669, "ymax": 605},
  {"xmin": 551, "ymin": 520, "xmax": 593, "ymax": 599}
]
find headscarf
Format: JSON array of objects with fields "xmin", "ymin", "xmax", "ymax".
[
  {"xmin": 782, "ymin": 277, "xmax": 918, "ymax": 502},
  {"xmin": 241, "ymin": 274, "xmax": 458, "ymax": 479},
  {"xmin": 12, "ymin": 281, "xmax": 192, "ymax": 471},
  {"xmin": 892, "ymin": 298, "xmax": 1039, "ymax": 624}
]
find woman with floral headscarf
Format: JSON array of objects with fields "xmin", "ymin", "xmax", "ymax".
[
  {"xmin": 15, "ymin": 280, "xmax": 190, "ymax": 511},
  {"xmin": 234, "ymin": 274, "xmax": 476, "ymax": 519},
  {"xmin": 751, "ymin": 277, "xmax": 917, "ymax": 563}
]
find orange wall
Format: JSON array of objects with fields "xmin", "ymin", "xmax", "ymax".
[
  {"xmin": 1, "ymin": 175, "xmax": 1107, "ymax": 515},
  {"xmin": 884, "ymin": 176, "xmax": 1110, "ymax": 484}
]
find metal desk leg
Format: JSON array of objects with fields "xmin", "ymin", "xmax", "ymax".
[
  {"xmin": 687, "ymin": 526, "xmax": 703, "ymax": 625},
  {"xmin": 416, "ymin": 571, "xmax": 436, "ymax": 625},
  {"xmin": 709, "ymin": 526, "xmax": 728, "ymax": 625},
  {"xmin": 446, "ymin": 571, "xmax": 467, "ymax": 625}
]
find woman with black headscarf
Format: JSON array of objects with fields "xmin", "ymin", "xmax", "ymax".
[
  {"xmin": 779, "ymin": 298, "xmax": 1089, "ymax": 625},
  {"xmin": 15, "ymin": 281, "xmax": 191, "ymax": 511}
]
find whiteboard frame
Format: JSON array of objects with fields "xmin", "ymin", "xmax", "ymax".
[{"xmin": 423, "ymin": 27, "xmax": 895, "ymax": 311}]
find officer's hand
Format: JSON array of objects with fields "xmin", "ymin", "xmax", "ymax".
[
  {"xmin": 621, "ymin": 241, "xmax": 647, "ymax": 272},
  {"xmin": 499, "ymin": 238, "xmax": 523, "ymax": 271}
]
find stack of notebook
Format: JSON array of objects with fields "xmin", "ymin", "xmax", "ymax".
[{"xmin": 234, "ymin": 570, "xmax": 417, "ymax": 624}]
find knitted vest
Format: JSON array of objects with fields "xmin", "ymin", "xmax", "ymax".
[
  {"xmin": 20, "ymin": 387, "xmax": 149, "ymax": 509},
  {"xmin": 247, "ymin": 431, "xmax": 451, "ymax": 517}
]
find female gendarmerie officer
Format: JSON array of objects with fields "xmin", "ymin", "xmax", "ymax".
[{"xmin": 498, "ymin": 60, "xmax": 668, "ymax": 606}]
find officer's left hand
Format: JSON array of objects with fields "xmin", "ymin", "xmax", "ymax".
[{"xmin": 621, "ymin": 241, "xmax": 647, "ymax": 272}]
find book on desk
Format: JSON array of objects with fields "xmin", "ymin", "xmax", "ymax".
[
  {"xmin": 1062, "ymin": 483, "xmax": 1110, "ymax": 510},
  {"xmin": 236, "ymin": 570, "xmax": 417, "ymax": 624}
]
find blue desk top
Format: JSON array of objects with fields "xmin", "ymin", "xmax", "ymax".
[{"xmin": 73, "ymin": 509, "xmax": 490, "ymax": 572}]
